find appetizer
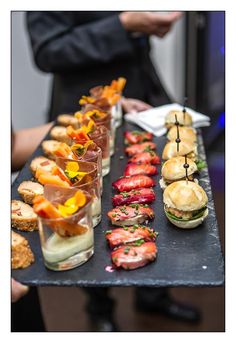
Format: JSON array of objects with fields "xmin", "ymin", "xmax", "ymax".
[
  {"xmin": 112, "ymin": 188, "xmax": 155, "ymax": 207},
  {"xmin": 162, "ymin": 140, "xmax": 198, "ymax": 161},
  {"xmin": 18, "ymin": 180, "xmax": 44, "ymax": 204},
  {"xmin": 105, "ymin": 225, "xmax": 157, "ymax": 249},
  {"xmin": 125, "ymin": 142, "xmax": 156, "ymax": 156},
  {"xmin": 107, "ymin": 204, "xmax": 154, "ymax": 226},
  {"xmin": 165, "ymin": 110, "xmax": 193, "ymax": 129},
  {"xmin": 159, "ymin": 156, "xmax": 198, "ymax": 190},
  {"xmin": 124, "ymin": 130, "xmax": 153, "ymax": 145},
  {"xmin": 42, "ymin": 141, "xmax": 78, "ymax": 160},
  {"xmin": 11, "ymin": 231, "xmax": 34, "ymax": 269},
  {"xmin": 50, "ymin": 125, "xmax": 73, "ymax": 145},
  {"xmin": 57, "ymin": 114, "xmax": 80, "ymax": 129},
  {"xmin": 30, "ymin": 156, "xmax": 56, "ymax": 176},
  {"xmin": 35, "ymin": 165, "xmax": 72, "ymax": 188},
  {"xmin": 129, "ymin": 151, "xmax": 161, "ymax": 165},
  {"xmin": 11, "ymin": 200, "xmax": 38, "ymax": 231},
  {"xmin": 111, "ymin": 240, "xmax": 157, "ymax": 270},
  {"xmin": 124, "ymin": 163, "xmax": 158, "ymax": 177},
  {"xmin": 163, "ymin": 180, "xmax": 208, "ymax": 229},
  {"xmin": 167, "ymin": 126, "xmax": 197, "ymax": 143},
  {"xmin": 33, "ymin": 190, "xmax": 90, "ymax": 237},
  {"xmin": 112, "ymin": 175, "xmax": 155, "ymax": 192}
]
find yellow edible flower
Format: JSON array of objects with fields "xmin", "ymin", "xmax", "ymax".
[{"xmin": 58, "ymin": 190, "xmax": 87, "ymax": 217}]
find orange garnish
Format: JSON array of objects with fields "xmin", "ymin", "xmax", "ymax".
[
  {"xmin": 57, "ymin": 190, "xmax": 87, "ymax": 217},
  {"xmin": 79, "ymin": 95, "xmax": 95, "ymax": 105}
]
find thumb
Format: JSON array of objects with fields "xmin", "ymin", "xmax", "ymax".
[
  {"xmin": 168, "ymin": 11, "xmax": 183, "ymax": 22},
  {"xmin": 11, "ymin": 278, "xmax": 29, "ymax": 302}
]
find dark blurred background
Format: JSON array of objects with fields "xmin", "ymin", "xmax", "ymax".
[{"xmin": 12, "ymin": 11, "xmax": 225, "ymax": 331}]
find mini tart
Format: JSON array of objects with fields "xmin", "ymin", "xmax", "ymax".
[
  {"xmin": 57, "ymin": 114, "xmax": 80, "ymax": 129},
  {"xmin": 50, "ymin": 126, "xmax": 72, "ymax": 145},
  {"xmin": 11, "ymin": 231, "xmax": 34, "ymax": 269},
  {"xmin": 11, "ymin": 200, "xmax": 38, "ymax": 231},
  {"xmin": 18, "ymin": 181, "xmax": 44, "ymax": 205},
  {"xmin": 41, "ymin": 140, "xmax": 63, "ymax": 160},
  {"xmin": 30, "ymin": 156, "xmax": 56, "ymax": 176}
]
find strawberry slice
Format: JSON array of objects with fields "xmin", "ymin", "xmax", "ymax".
[
  {"xmin": 125, "ymin": 142, "xmax": 156, "ymax": 156},
  {"xmin": 124, "ymin": 131, "xmax": 153, "ymax": 145},
  {"xmin": 111, "ymin": 241, "xmax": 157, "ymax": 270},
  {"xmin": 112, "ymin": 188, "xmax": 155, "ymax": 206},
  {"xmin": 105, "ymin": 225, "xmax": 157, "ymax": 249},
  {"xmin": 124, "ymin": 163, "xmax": 158, "ymax": 177},
  {"xmin": 107, "ymin": 204, "xmax": 154, "ymax": 226},
  {"xmin": 112, "ymin": 175, "xmax": 155, "ymax": 192},
  {"xmin": 129, "ymin": 152, "xmax": 161, "ymax": 165}
]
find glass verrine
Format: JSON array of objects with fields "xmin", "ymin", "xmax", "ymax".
[
  {"xmin": 74, "ymin": 175, "xmax": 101, "ymax": 228},
  {"xmin": 93, "ymin": 113, "xmax": 116, "ymax": 156},
  {"xmin": 72, "ymin": 143, "xmax": 103, "ymax": 194},
  {"xmin": 37, "ymin": 186, "xmax": 94, "ymax": 271},
  {"xmin": 55, "ymin": 158, "xmax": 98, "ymax": 186},
  {"xmin": 111, "ymin": 99, "xmax": 122, "ymax": 128},
  {"xmin": 72, "ymin": 125, "xmax": 110, "ymax": 177}
]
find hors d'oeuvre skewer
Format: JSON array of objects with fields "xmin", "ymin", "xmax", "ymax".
[
  {"xmin": 111, "ymin": 240, "xmax": 157, "ymax": 270},
  {"xmin": 105, "ymin": 225, "xmax": 157, "ymax": 249},
  {"xmin": 112, "ymin": 175, "xmax": 155, "ymax": 192},
  {"xmin": 107, "ymin": 204, "xmax": 154, "ymax": 226},
  {"xmin": 112, "ymin": 188, "xmax": 155, "ymax": 206}
]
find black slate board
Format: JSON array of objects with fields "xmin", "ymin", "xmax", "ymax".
[{"xmin": 11, "ymin": 121, "xmax": 224, "ymax": 287}]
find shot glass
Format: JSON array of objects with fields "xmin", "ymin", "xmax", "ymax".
[
  {"xmin": 74, "ymin": 175, "xmax": 102, "ymax": 228},
  {"xmin": 111, "ymin": 99, "xmax": 123, "ymax": 128},
  {"xmin": 94, "ymin": 114, "xmax": 116, "ymax": 156},
  {"xmin": 37, "ymin": 186, "xmax": 94, "ymax": 271},
  {"xmin": 72, "ymin": 125, "xmax": 111, "ymax": 177},
  {"xmin": 55, "ymin": 158, "xmax": 98, "ymax": 186},
  {"xmin": 72, "ymin": 143, "xmax": 103, "ymax": 194}
]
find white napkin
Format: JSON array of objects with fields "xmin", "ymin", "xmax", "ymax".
[{"xmin": 124, "ymin": 103, "xmax": 211, "ymax": 137}]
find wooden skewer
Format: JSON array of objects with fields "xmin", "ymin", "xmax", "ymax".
[
  {"xmin": 175, "ymin": 114, "xmax": 181, "ymax": 153},
  {"xmin": 183, "ymin": 154, "xmax": 189, "ymax": 184}
]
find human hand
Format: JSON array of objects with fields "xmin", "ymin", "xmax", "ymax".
[
  {"xmin": 119, "ymin": 11, "xmax": 182, "ymax": 38},
  {"xmin": 121, "ymin": 97, "xmax": 152, "ymax": 114},
  {"xmin": 11, "ymin": 278, "xmax": 29, "ymax": 302}
]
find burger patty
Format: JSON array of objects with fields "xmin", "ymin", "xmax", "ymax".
[{"xmin": 164, "ymin": 205, "xmax": 205, "ymax": 220}]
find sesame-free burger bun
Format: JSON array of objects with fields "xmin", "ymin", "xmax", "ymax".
[
  {"xmin": 165, "ymin": 110, "xmax": 193, "ymax": 129},
  {"xmin": 167, "ymin": 126, "xmax": 197, "ymax": 143},
  {"xmin": 162, "ymin": 156, "xmax": 198, "ymax": 181},
  {"xmin": 163, "ymin": 180, "xmax": 208, "ymax": 212},
  {"xmin": 162, "ymin": 140, "xmax": 197, "ymax": 161}
]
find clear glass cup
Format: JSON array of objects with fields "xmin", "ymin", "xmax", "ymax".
[
  {"xmin": 72, "ymin": 143, "xmax": 103, "ymax": 194},
  {"xmin": 72, "ymin": 125, "xmax": 110, "ymax": 177},
  {"xmin": 55, "ymin": 158, "xmax": 98, "ymax": 186},
  {"xmin": 93, "ymin": 114, "xmax": 116, "ymax": 156},
  {"xmin": 37, "ymin": 186, "xmax": 94, "ymax": 271},
  {"xmin": 74, "ymin": 176, "xmax": 101, "ymax": 228},
  {"xmin": 111, "ymin": 99, "xmax": 122, "ymax": 128}
]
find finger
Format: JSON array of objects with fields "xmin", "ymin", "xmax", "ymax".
[
  {"xmin": 11, "ymin": 278, "xmax": 29, "ymax": 303},
  {"xmin": 167, "ymin": 11, "xmax": 183, "ymax": 21}
]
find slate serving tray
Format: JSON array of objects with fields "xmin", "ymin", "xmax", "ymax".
[{"xmin": 11, "ymin": 121, "xmax": 224, "ymax": 287}]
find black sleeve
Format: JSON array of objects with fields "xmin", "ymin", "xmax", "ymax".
[{"xmin": 26, "ymin": 12, "xmax": 135, "ymax": 72}]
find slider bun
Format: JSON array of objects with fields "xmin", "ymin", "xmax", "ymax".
[
  {"xmin": 164, "ymin": 207, "xmax": 208, "ymax": 229},
  {"xmin": 163, "ymin": 180, "xmax": 208, "ymax": 212},
  {"xmin": 167, "ymin": 126, "xmax": 197, "ymax": 143},
  {"xmin": 162, "ymin": 156, "xmax": 198, "ymax": 181},
  {"xmin": 162, "ymin": 140, "xmax": 196, "ymax": 160},
  {"xmin": 165, "ymin": 110, "xmax": 193, "ymax": 128}
]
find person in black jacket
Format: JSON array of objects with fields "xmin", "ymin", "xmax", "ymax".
[{"xmin": 26, "ymin": 11, "xmax": 201, "ymax": 331}]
